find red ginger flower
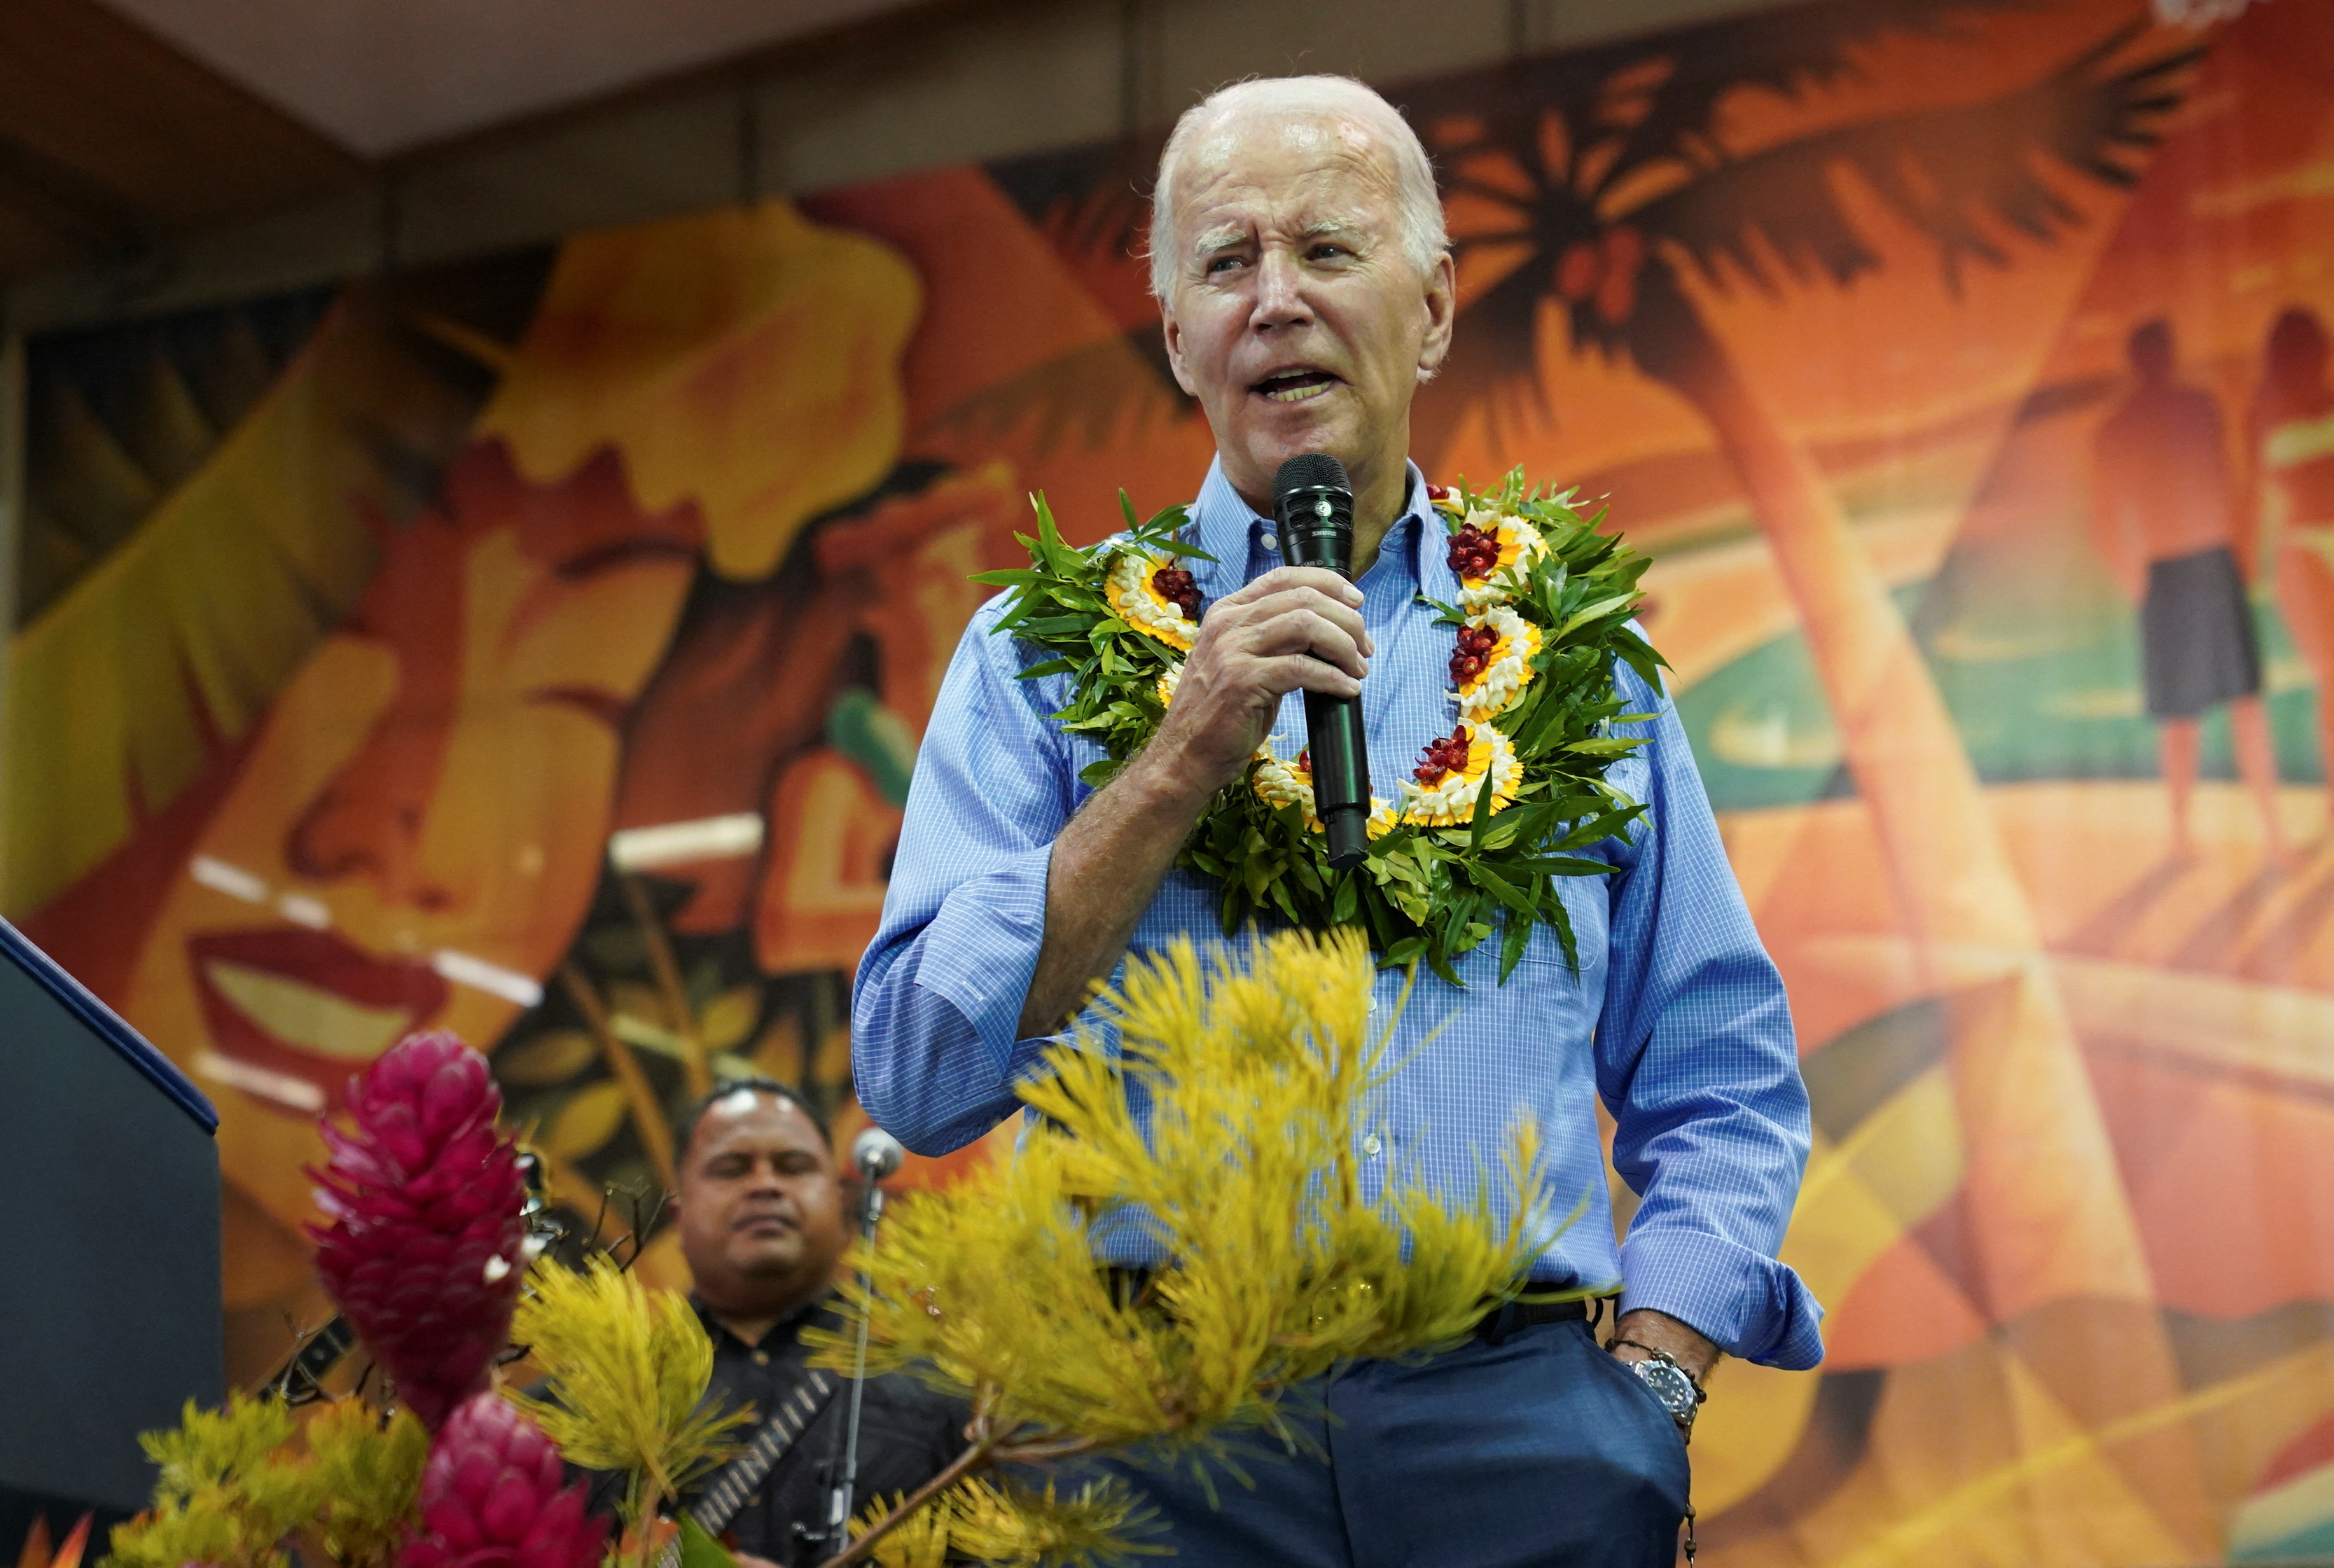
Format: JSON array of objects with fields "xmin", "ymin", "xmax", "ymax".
[
  {"xmin": 401, "ymin": 1393, "xmax": 607, "ymax": 1568},
  {"xmin": 310, "ymin": 1032, "xmax": 528, "ymax": 1431}
]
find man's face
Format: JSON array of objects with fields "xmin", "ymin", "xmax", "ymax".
[
  {"xmin": 1160, "ymin": 109, "xmax": 1454, "ymax": 506},
  {"xmin": 672, "ymin": 1092, "xmax": 850, "ymax": 1305}
]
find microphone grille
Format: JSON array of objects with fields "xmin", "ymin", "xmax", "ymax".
[
  {"xmin": 1273, "ymin": 453, "xmax": 1351, "ymax": 501},
  {"xmin": 852, "ymin": 1126, "xmax": 905, "ymax": 1179}
]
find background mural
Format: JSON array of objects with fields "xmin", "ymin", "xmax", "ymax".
[{"xmin": 11, "ymin": 0, "xmax": 2334, "ymax": 1560}]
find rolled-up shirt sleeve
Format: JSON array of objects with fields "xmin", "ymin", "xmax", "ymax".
[
  {"xmin": 1597, "ymin": 667, "xmax": 1826, "ymax": 1370},
  {"xmin": 852, "ymin": 599, "xmax": 1074, "ymax": 1154}
]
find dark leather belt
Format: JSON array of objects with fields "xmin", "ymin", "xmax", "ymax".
[
  {"xmin": 1474, "ymin": 1293, "xmax": 1602, "ymax": 1343},
  {"xmin": 1102, "ymin": 1270, "xmax": 1604, "ymax": 1345}
]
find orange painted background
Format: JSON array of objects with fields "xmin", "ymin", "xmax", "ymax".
[{"xmin": 11, "ymin": 2, "xmax": 2334, "ymax": 1561}]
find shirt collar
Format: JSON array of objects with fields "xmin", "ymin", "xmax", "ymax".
[
  {"xmin": 1186, "ymin": 457, "xmax": 1447, "ymax": 601},
  {"xmin": 691, "ymin": 1289, "xmax": 833, "ymax": 1350}
]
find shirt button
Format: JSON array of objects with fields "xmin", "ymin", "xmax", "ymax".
[
  {"xmin": 1260, "ymin": 532, "xmax": 1278, "ymax": 553},
  {"xmin": 1362, "ymin": 1135, "xmax": 1383, "ymax": 1157},
  {"xmin": 751, "ymin": 1350, "xmax": 770, "ymax": 1366}
]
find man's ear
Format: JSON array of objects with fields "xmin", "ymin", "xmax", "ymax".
[
  {"xmin": 1416, "ymin": 251, "xmax": 1457, "ymax": 382},
  {"xmin": 1162, "ymin": 303, "xmax": 1201, "ymax": 398}
]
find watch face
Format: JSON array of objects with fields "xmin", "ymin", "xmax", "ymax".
[{"xmin": 1631, "ymin": 1358, "xmax": 1699, "ymax": 1424}]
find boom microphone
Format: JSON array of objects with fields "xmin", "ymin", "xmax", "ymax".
[{"xmin": 1272, "ymin": 454, "xmax": 1373, "ymax": 870}]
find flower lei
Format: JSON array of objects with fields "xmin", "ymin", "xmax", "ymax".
[{"xmin": 974, "ymin": 473, "xmax": 1664, "ymax": 984}]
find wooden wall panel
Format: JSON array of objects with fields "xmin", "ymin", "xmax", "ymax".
[{"xmin": 0, "ymin": 0, "xmax": 361, "ymax": 274}]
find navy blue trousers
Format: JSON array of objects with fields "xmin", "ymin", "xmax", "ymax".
[{"xmin": 1091, "ymin": 1317, "xmax": 1690, "ymax": 1567}]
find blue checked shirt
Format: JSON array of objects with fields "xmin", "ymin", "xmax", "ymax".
[{"xmin": 853, "ymin": 459, "xmax": 1824, "ymax": 1369}]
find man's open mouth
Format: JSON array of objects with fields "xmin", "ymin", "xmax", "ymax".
[{"xmin": 1256, "ymin": 369, "xmax": 1340, "ymax": 403}]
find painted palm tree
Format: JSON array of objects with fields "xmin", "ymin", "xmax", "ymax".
[
  {"xmin": 1408, "ymin": 6, "xmax": 2199, "ymax": 963},
  {"xmin": 1406, "ymin": 9, "xmax": 2218, "ymax": 1536}
]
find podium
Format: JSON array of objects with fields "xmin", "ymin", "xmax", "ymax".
[{"xmin": 0, "ymin": 920, "xmax": 222, "ymax": 1547}]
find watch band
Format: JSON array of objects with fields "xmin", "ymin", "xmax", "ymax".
[
  {"xmin": 1608, "ymin": 1337, "xmax": 1705, "ymax": 1389},
  {"xmin": 1607, "ymin": 1340, "xmax": 1706, "ymax": 1562},
  {"xmin": 1610, "ymin": 1340, "xmax": 1707, "ymax": 1434}
]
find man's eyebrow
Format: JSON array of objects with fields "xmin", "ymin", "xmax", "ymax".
[
  {"xmin": 1186, "ymin": 214, "xmax": 1370, "ymax": 266},
  {"xmin": 1189, "ymin": 222, "xmax": 1248, "ymax": 261}
]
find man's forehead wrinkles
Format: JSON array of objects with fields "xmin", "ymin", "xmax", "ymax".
[
  {"xmin": 1177, "ymin": 170, "xmax": 1399, "ymax": 242},
  {"xmin": 1182, "ymin": 204, "xmax": 1379, "ymax": 258},
  {"xmin": 1179, "ymin": 161, "xmax": 1390, "ymax": 233}
]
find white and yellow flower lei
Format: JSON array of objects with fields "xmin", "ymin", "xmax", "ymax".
[
  {"xmin": 1247, "ymin": 751, "xmax": 1403, "ymax": 838},
  {"xmin": 1133, "ymin": 505, "xmax": 1547, "ymax": 835},
  {"xmin": 978, "ymin": 477, "xmax": 1656, "ymax": 983},
  {"xmin": 1400, "ymin": 724, "xmax": 1521, "ymax": 826},
  {"xmin": 1107, "ymin": 549, "xmax": 1197, "ymax": 651},
  {"xmin": 1451, "ymin": 604, "xmax": 1542, "ymax": 725},
  {"xmin": 1452, "ymin": 508, "xmax": 1550, "ymax": 613}
]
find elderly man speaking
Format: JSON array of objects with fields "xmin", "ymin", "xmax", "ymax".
[{"xmin": 854, "ymin": 75, "xmax": 1819, "ymax": 1566}]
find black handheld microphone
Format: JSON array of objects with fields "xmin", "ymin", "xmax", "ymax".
[{"xmin": 1273, "ymin": 454, "xmax": 1372, "ymax": 870}]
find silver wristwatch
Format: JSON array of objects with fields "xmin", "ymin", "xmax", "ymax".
[{"xmin": 1623, "ymin": 1348, "xmax": 1704, "ymax": 1434}]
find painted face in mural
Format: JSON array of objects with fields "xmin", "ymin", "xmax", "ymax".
[
  {"xmin": 123, "ymin": 440, "xmax": 702, "ymax": 1233},
  {"xmin": 1157, "ymin": 93, "xmax": 1454, "ymax": 513}
]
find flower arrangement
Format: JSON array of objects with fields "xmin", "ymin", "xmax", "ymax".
[
  {"xmin": 974, "ymin": 472, "xmax": 1663, "ymax": 983},
  {"xmin": 102, "ymin": 945, "xmax": 1580, "ymax": 1568},
  {"xmin": 805, "ymin": 929, "xmax": 1572, "ymax": 1567},
  {"xmin": 102, "ymin": 1033, "xmax": 741, "ymax": 1568}
]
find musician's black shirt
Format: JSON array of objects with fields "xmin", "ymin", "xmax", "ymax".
[{"xmin": 690, "ymin": 1293, "xmax": 966, "ymax": 1565}]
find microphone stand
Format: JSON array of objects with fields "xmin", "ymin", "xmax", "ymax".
[{"xmin": 819, "ymin": 1171, "xmax": 887, "ymax": 1555}]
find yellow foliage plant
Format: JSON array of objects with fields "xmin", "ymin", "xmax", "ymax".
[
  {"xmin": 303, "ymin": 1399, "xmax": 431, "ymax": 1568},
  {"xmin": 813, "ymin": 929, "xmax": 1571, "ymax": 1568},
  {"xmin": 856, "ymin": 1478, "xmax": 1160, "ymax": 1568},
  {"xmin": 103, "ymin": 1394, "xmax": 428, "ymax": 1568},
  {"xmin": 504, "ymin": 1252, "xmax": 752, "ymax": 1564},
  {"xmin": 106, "ymin": 1242, "xmax": 732, "ymax": 1568}
]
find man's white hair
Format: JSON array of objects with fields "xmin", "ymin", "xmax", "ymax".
[{"xmin": 1148, "ymin": 75, "xmax": 1448, "ymax": 300}]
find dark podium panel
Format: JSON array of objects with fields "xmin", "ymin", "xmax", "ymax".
[{"xmin": 0, "ymin": 920, "xmax": 222, "ymax": 1543}]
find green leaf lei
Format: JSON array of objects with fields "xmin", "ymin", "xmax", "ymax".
[{"xmin": 970, "ymin": 471, "xmax": 1665, "ymax": 985}]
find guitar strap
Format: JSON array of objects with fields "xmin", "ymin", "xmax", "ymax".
[{"xmin": 668, "ymin": 1367, "xmax": 840, "ymax": 1553}]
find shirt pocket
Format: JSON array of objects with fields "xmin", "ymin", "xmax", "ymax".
[{"xmin": 1447, "ymin": 880, "xmax": 1609, "ymax": 992}]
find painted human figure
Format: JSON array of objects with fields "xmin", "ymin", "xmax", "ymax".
[
  {"xmin": 2250, "ymin": 307, "xmax": 2334, "ymax": 819},
  {"xmin": 2091, "ymin": 317, "xmax": 2286, "ymax": 861}
]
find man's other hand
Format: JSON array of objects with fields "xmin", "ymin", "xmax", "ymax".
[
  {"xmin": 1145, "ymin": 565, "xmax": 1372, "ymax": 794},
  {"xmin": 1609, "ymin": 1307, "xmax": 1721, "ymax": 1385}
]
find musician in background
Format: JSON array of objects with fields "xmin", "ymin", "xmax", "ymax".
[{"xmin": 666, "ymin": 1080, "xmax": 965, "ymax": 1567}]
